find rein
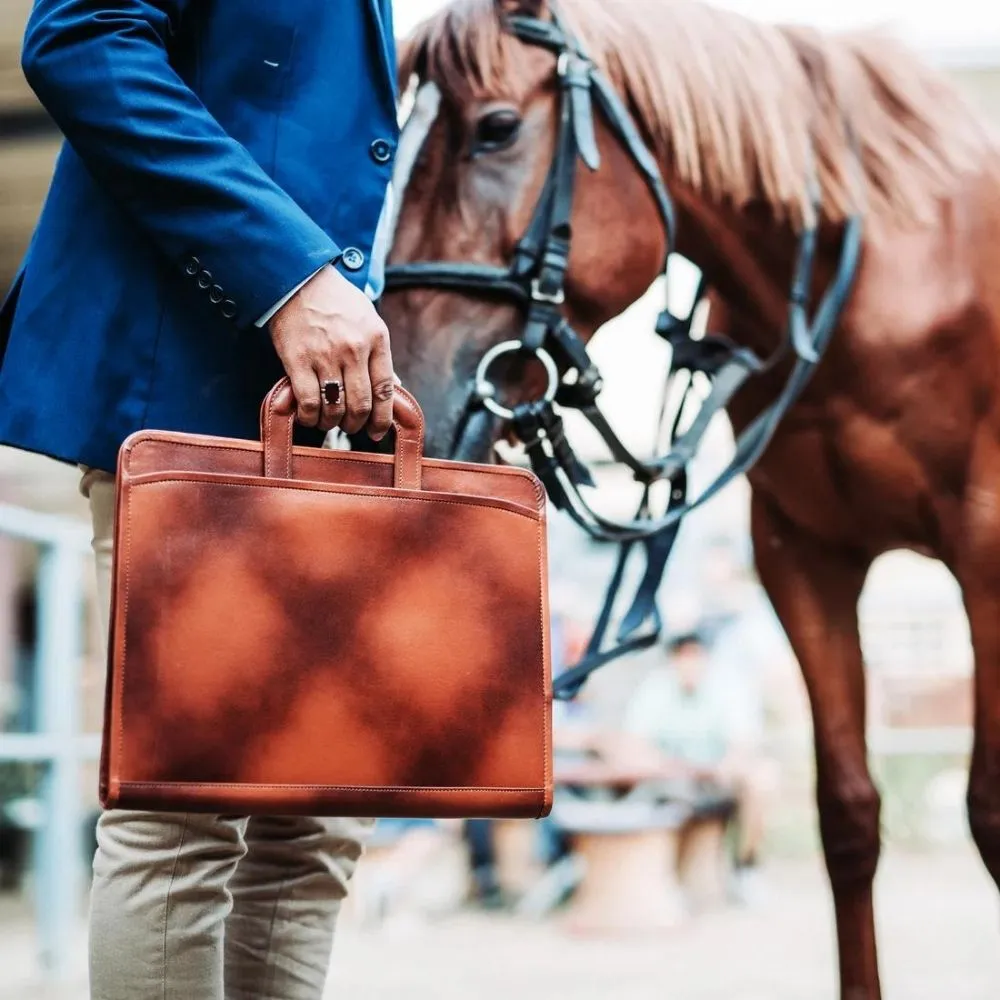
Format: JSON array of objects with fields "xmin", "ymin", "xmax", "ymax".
[{"xmin": 383, "ymin": 7, "xmax": 862, "ymax": 699}]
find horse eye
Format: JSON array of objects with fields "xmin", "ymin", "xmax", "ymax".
[{"xmin": 472, "ymin": 109, "xmax": 522, "ymax": 155}]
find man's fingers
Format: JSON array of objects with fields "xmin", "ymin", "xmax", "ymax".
[
  {"xmin": 289, "ymin": 366, "xmax": 321, "ymax": 428},
  {"xmin": 368, "ymin": 346, "xmax": 396, "ymax": 442},
  {"xmin": 341, "ymin": 356, "xmax": 374, "ymax": 436}
]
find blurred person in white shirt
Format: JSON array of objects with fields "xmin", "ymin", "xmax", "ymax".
[{"xmin": 623, "ymin": 630, "xmax": 778, "ymax": 904}]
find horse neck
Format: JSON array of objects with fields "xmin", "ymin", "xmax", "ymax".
[{"xmin": 670, "ymin": 184, "xmax": 811, "ymax": 357}]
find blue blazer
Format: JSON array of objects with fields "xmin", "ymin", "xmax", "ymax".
[{"xmin": 0, "ymin": 0, "xmax": 399, "ymax": 472}]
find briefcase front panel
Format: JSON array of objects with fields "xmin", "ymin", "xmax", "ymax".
[{"xmin": 101, "ymin": 382, "xmax": 552, "ymax": 818}]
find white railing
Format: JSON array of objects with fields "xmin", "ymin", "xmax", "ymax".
[{"xmin": 0, "ymin": 503, "xmax": 93, "ymax": 982}]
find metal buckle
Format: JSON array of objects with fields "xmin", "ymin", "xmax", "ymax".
[
  {"xmin": 475, "ymin": 341, "xmax": 560, "ymax": 420},
  {"xmin": 530, "ymin": 277, "xmax": 566, "ymax": 305},
  {"xmin": 557, "ymin": 50, "xmax": 591, "ymax": 84}
]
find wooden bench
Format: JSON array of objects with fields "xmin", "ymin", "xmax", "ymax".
[{"xmin": 548, "ymin": 763, "xmax": 736, "ymax": 934}]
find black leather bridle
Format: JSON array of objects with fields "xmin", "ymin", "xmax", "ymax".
[{"xmin": 384, "ymin": 7, "xmax": 862, "ymax": 697}]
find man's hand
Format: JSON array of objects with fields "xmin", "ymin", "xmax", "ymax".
[{"xmin": 268, "ymin": 265, "xmax": 394, "ymax": 439}]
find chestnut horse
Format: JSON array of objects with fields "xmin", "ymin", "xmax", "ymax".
[{"xmin": 381, "ymin": 1, "xmax": 1000, "ymax": 996}]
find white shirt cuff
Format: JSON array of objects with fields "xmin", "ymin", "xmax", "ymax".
[{"xmin": 255, "ymin": 264, "xmax": 327, "ymax": 328}]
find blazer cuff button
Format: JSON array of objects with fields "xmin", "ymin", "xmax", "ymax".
[{"xmin": 341, "ymin": 248, "xmax": 365, "ymax": 272}]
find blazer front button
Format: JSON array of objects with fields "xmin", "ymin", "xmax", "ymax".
[
  {"xmin": 341, "ymin": 248, "xmax": 365, "ymax": 272},
  {"xmin": 184, "ymin": 257, "xmax": 200, "ymax": 276},
  {"xmin": 209, "ymin": 285, "xmax": 224, "ymax": 304},
  {"xmin": 197, "ymin": 270, "xmax": 213, "ymax": 289},
  {"xmin": 370, "ymin": 139, "xmax": 393, "ymax": 164},
  {"xmin": 221, "ymin": 300, "xmax": 238, "ymax": 319}
]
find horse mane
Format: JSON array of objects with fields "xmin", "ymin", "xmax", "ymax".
[{"xmin": 399, "ymin": 0, "xmax": 995, "ymax": 230}]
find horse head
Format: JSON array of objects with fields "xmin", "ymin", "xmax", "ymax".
[{"xmin": 381, "ymin": 0, "xmax": 667, "ymax": 460}]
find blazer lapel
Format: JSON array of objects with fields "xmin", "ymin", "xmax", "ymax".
[{"xmin": 366, "ymin": 0, "xmax": 396, "ymax": 106}]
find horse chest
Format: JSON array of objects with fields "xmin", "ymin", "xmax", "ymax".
[{"xmin": 747, "ymin": 407, "xmax": 952, "ymax": 554}]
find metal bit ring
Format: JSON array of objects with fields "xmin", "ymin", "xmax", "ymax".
[{"xmin": 474, "ymin": 341, "xmax": 559, "ymax": 420}]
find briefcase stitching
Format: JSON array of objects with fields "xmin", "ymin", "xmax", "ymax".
[{"xmin": 125, "ymin": 473, "xmax": 545, "ymax": 521}]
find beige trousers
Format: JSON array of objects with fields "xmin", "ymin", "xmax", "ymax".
[{"xmin": 83, "ymin": 470, "xmax": 372, "ymax": 1000}]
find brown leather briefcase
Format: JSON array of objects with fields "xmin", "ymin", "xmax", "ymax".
[{"xmin": 100, "ymin": 378, "xmax": 552, "ymax": 819}]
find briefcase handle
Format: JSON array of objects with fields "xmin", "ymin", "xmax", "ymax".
[{"xmin": 260, "ymin": 377, "xmax": 425, "ymax": 490}]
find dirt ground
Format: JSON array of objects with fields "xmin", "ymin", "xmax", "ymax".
[{"xmin": 2, "ymin": 846, "xmax": 998, "ymax": 1000}]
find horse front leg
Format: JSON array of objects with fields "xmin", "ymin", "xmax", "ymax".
[
  {"xmin": 955, "ymin": 438, "xmax": 1000, "ymax": 893},
  {"xmin": 751, "ymin": 493, "xmax": 880, "ymax": 1000},
  {"xmin": 961, "ymin": 583, "xmax": 1000, "ymax": 889}
]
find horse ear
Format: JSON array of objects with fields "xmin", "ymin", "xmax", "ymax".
[
  {"xmin": 398, "ymin": 36, "xmax": 426, "ymax": 84},
  {"xmin": 495, "ymin": 0, "xmax": 547, "ymax": 19}
]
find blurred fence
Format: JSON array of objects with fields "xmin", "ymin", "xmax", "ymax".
[{"xmin": 0, "ymin": 505, "xmax": 94, "ymax": 982}]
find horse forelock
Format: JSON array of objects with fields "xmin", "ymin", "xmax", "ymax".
[
  {"xmin": 401, "ymin": 0, "xmax": 996, "ymax": 232},
  {"xmin": 400, "ymin": 0, "xmax": 533, "ymax": 106}
]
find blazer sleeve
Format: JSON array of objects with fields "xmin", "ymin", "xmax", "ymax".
[{"xmin": 20, "ymin": 0, "xmax": 341, "ymax": 329}]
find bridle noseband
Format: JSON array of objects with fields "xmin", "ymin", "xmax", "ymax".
[{"xmin": 383, "ymin": 7, "xmax": 862, "ymax": 697}]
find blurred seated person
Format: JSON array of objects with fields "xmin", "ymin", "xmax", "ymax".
[
  {"xmin": 359, "ymin": 819, "xmax": 461, "ymax": 928},
  {"xmin": 622, "ymin": 630, "xmax": 776, "ymax": 902}
]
